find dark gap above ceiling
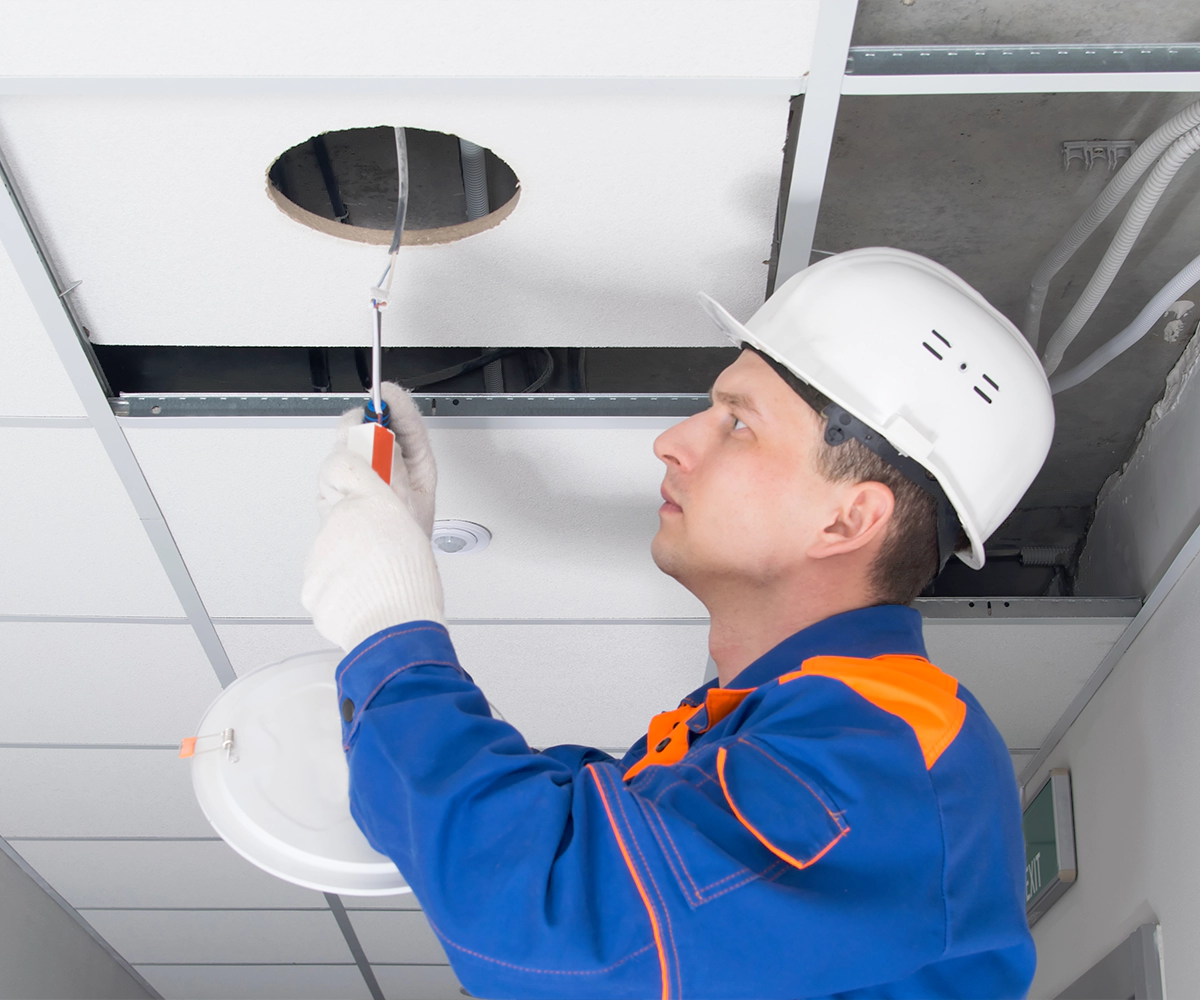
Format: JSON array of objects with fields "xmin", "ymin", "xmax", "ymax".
[
  {"xmin": 93, "ymin": 345, "xmax": 740, "ymax": 396},
  {"xmin": 98, "ymin": 343, "xmax": 1079, "ymax": 598}
]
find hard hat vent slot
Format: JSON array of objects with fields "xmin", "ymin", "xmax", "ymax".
[
  {"xmin": 982, "ymin": 374, "xmax": 1000, "ymax": 390},
  {"xmin": 923, "ymin": 341, "xmax": 945, "ymax": 361},
  {"xmin": 930, "ymin": 329, "xmax": 952, "ymax": 348},
  {"xmin": 973, "ymin": 386, "xmax": 994, "ymax": 404}
]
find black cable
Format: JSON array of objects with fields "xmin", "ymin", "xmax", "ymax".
[
  {"xmin": 523, "ymin": 348, "xmax": 555, "ymax": 392},
  {"xmin": 310, "ymin": 135, "xmax": 348, "ymax": 223},
  {"xmin": 307, "ymin": 347, "xmax": 331, "ymax": 393},
  {"xmin": 398, "ymin": 349, "xmax": 518, "ymax": 389}
]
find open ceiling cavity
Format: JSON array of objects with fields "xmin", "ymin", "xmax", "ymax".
[{"xmin": 267, "ymin": 126, "xmax": 520, "ymax": 245}]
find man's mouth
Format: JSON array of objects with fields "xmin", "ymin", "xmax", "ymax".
[{"xmin": 659, "ymin": 486, "xmax": 682, "ymax": 514}]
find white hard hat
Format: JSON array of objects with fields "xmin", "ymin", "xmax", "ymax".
[{"xmin": 698, "ymin": 247, "xmax": 1054, "ymax": 569}]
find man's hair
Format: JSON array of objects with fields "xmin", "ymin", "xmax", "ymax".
[{"xmin": 746, "ymin": 348, "xmax": 939, "ymax": 604}]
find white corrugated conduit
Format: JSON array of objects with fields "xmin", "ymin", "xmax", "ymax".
[
  {"xmin": 1049, "ymin": 250, "xmax": 1200, "ymax": 394},
  {"xmin": 1040, "ymin": 124, "xmax": 1200, "ymax": 377},
  {"xmin": 1023, "ymin": 97, "xmax": 1200, "ymax": 351}
]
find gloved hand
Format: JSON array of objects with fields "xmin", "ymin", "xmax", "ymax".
[{"xmin": 301, "ymin": 384, "xmax": 444, "ymax": 653}]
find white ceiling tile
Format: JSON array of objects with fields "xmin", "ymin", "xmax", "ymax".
[
  {"xmin": 81, "ymin": 909, "xmax": 351, "ymax": 964},
  {"xmin": 0, "ymin": 428, "xmax": 183, "ymax": 615},
  {"xmin": 343, "ymin": 895, "xmax": 422, "ymax": 911},
  {"xmin": 923, "ymin": 618, "xmax": 1129, "ymax": 750},
  {"xmin": 348, "ymin": 910, "xmax": 449, "ymax": 965},
  {"xmin": 373, "ymin": 963, "xmax": 465, "ymax": 1000},
  {"xmin": 215, "ymin": 621, "xmax": 337, "ymax": 675},
  {"xmin": 136, "ymin": 963, "xmax": 371, "ymax": 1000},
  {"xmin": 0, "ymin": 622, "xmax": 220, "ymax": 743},
  {"xmin": 11, "ymin": 839, "xmax": 328, "ymax": 908},
  {"xmin": 124, "ymin": 423, "xmax": 706, "ymax": 619},
  {"xmin": 0, "ymin": 748, "xmax": 212, "ymax": 838},
  {"xmin": 450, "ymin": 622, "xmax": 708, "ymax": 748},
  {"xmin": 0, "ymin": 2, "xmax": 816, "ymax": 78},
  {"xmin": 0, "ymin": 243, "xmax": 85, "ymax": 417},
  {"xmin": 0, "ymin": 92, "xmax": 784, "ymax": 349}
]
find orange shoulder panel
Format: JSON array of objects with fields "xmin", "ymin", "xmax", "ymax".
[{"xmin": 780, "ymin": 655, "xmax": 966, "ymax": 769}]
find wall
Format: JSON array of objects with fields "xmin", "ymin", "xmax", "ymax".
[
  {"xmin": 0, "ymin": 843, "xmax": 152, "ymax": 1000},
  {"xmin": 1025, "ymin": 545, "xmax": 1200, "ymax": 997}
]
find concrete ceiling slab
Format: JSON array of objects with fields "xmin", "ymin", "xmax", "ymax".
[
  {"xmin": 135, "ymin": 964, "xmax": 371, "ymax": 1000},
  {"xmin": 0, "ymin": 428, "xmax": 184, "ymax": 616},
  {"xmin": 371, "ymin": 965, "xmax": 465, "ymax": 1000},
  {"xmin": 0, "ymin": 748, "xmax": 211, "ymax": 839},
  {"xmin": 123, "ymin": 422, "xmax": 705, "ymax": 619},
  {"xmin": 80, "ymin": 908, "xmax": 352, "ymax": 965},
  {"xmin": 11, "ymin": 839, "xmax": 328, "ymax": 909},
  {"xmin": 852, "ymin": 0, "xmax": 1200, "ymax": 47},
  {"xmin": 0, "ymin": 622, "xmax": 219, "ymax": 744},
  {"xmin": 347, "ymin": 910, "xmax": 449, "ymax": 965},
  {"xmin": 817, "ymin": 91, "xmax": 1200, "ymax": 551},
  {"xmin": 0, "ymin": 243, "xmax": 84, "ymax": 418}
]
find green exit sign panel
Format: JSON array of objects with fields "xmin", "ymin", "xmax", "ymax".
[{"xmin": 1023, "ymin": 769, "xmax": 1077, "ymax": 925}]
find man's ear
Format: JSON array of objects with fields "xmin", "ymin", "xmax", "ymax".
[{"xmin": 810, "ymin": 480, "xmax": 895, "ymax": 560}]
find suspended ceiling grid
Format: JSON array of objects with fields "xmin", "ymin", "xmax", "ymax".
[{"xmin": 0, "ymin": 1, "xmax": 1184, "ymax": 998}]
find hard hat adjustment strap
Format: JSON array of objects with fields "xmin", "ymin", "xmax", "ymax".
[{"xmin": 822, "ymin": 403, "xmax": 962, "ymax": 570}]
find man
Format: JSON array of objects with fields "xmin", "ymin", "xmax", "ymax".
[{"xmin": 302, "ymin": 248, "xmax": 1055, "ymax": 998}]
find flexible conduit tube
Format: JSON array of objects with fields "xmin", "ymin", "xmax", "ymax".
[
  {"xmin": 1023, "ymin": 97, "xmax": 1200, "ymax": 348},
  {"xmin": 459, "ymin": 139, "xmax": 490, "ymax": 222},
  {"xmin": 1049, "ymin": 250, "xmax": 1200, "ymax": 394},
  {"xmin": 1041, "ymin": 124, "xmax": 1200, "ymax": 376}
]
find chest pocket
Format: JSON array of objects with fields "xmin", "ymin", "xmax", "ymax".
[{"xmin": 634, "ymin": 737, "xmax": 849, "ymax": 910}]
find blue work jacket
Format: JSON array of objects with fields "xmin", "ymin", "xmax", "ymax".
[{"xmin": 337, "ymin": 605, "xmax": 1035, "ymax": 998}]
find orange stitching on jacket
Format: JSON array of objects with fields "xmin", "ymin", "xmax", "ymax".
[
  {"xmin": 735, "ymin": 738, "xmax": 849, "ymax": 831},
  {"xmin": 610, "ymin": 769, "xmax": 682, "ymax": 994},
  {"xmin": 335, "ymin": 624, "xmax": 449, "ymax": 682},
  {"xmin": 717, "ymin": 746, "xmax": 851, "ymax": 870},
  {"xmin": 641, "ymin": 797, "xmax": 759, "ymax": 903},
  {"xmin": 425, "ymin": 910, "xmax": 656, "ymax": 975},
  {"xmin": 588, "ymin": 764, "xmax": 669, "ymax": 1000}
]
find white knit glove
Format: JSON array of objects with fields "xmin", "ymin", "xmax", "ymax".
[{"xmin": 301, "ymin": 384, "xmax": 444, "ymax": 653}]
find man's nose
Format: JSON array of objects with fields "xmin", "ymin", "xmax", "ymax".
[{"xmin": 654, "ymin": 413, "xmax": 700, "ymax": 468}]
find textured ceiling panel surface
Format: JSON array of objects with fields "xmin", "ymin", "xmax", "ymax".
[
  {"xmin": 0, "ymin": 748, "xmax": 211, "ymax": 838},
  {"xmin": 0, "ymin": 242, "xmax": 84, "ymax": 417},
  {"xmin": 80, "ymin": 909, "xmax": 353, "ymax": 965},
  {"xmin": 0, "ymin": 622, "xmax": 218, "ymax": 743},
  {"xmin": 12, "ymin": 839, "xmax": 329, "ymax": 909},
  {"xmin": 0, "ymin": 428, "xmax": 184, "ymax": 616},
  {"xmin": 124, "ymin": 422, "xmax": 705, "ymax": 619},
  {"xmin": 371, "ymin": 965, "xmax": 465, "ymax": 1000},
  {"xmin": 0, "ymin": 93, "xmax": 785, "ymax": 349},
  {"xmin": 0, "ymin": 1, "xmax": 817, "ymax": 79},
  {"xmin": 924, "ymin": 618, "xmax": 1129, "ymax": 749},
  {"xmin": 347, "ymin": 910, "xmax": 449, "ymax": 965},
  {"xmin": 134, "ymin": 964, "xmax": 371, "ymax": 1000}
]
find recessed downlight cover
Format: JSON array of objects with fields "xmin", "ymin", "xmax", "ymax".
[
  {"xmin": 190, "ymin": 649, "xmax": 409, "ymax": 896},
  {"xmin": 432, "ymin": 520, "xmax": 491, "ymax": 555}
]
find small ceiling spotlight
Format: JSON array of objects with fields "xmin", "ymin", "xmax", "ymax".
[{"xmin": 432, "ymin": 520, "xmax": 492, "ymax": 555}]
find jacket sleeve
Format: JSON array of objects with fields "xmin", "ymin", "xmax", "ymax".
[{"xmin": 339, "ymin": 623, "xmax": 950, "ymax": 1000}]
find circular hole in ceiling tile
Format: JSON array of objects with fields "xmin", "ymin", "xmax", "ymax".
[{"xmin": 267, "ymin": 126, "xmax": 520, "ymax": 246}]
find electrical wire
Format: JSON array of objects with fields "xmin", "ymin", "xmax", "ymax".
[
  {"xmin": 1041, "ymin": 124, "xmax": 1200, "ymax": 376},
  {"xmin": 1048, "ymin": 249, "xmax": 1200, "ymax": 394},
  {"xmin": 523, "ymin": 348, "xmax": 555, "ymax": 392},
  {"xmin": 1023, "ymin": 97, "xmax": 1200, "ymax": 349}
]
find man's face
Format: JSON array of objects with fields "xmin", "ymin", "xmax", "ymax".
[{"xmin": 651, "ymin": 349, "xmax": 845, "ymax": 592}]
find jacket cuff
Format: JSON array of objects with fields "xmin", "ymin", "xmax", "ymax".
[{"xmin": 335, "ymin": 621, "xmax": 463, "ymax": 748}]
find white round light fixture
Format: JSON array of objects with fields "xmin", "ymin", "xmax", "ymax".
[
  {"xmin": 432, "ymin": 520, "xmax": 491, "ymax": 555},
  {"xmin": 189, "ymin": 650, "xmax": 410, "ymax": 896}
]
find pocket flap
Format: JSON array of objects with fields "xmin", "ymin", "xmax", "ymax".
[{"xmin": 717, "ymin": 739, "xmax": 849, "ymax": 870}]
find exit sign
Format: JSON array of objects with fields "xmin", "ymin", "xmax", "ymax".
[{"xmin": 1023, "ymin": 768, "xmax": 1077, "ymax": 925}]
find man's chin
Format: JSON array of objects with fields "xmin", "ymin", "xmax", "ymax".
[{"xmin": 650, "ymin": 533, "xmax": 685, "ymax": 582}]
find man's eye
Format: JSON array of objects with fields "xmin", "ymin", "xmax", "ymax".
[{"xmin": 732, "ymin": 417, "xmax": 748, "ymax": 432}]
